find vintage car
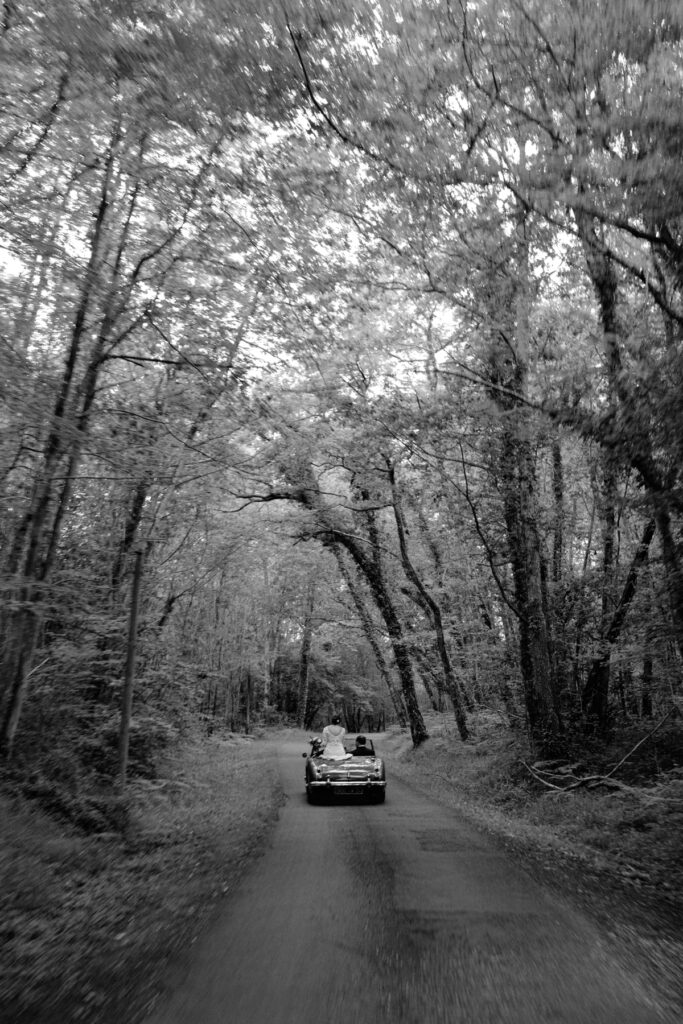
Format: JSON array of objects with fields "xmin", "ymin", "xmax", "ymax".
[{"xmin": 302, "ymin": 736, "xmax": 386, "ymax": 804}]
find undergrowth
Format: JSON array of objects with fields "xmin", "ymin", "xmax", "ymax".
[
  {"xmin": 385, "ymin": 710, "xmax": 683, "ymax": 897},
  {"xmin": 0, "ymin": 733, "xmax": 282, "ymax": 1024}
]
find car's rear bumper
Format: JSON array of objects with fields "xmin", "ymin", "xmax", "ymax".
[{"xmin": 307, "ymin": 780, "xmax": 386, "ymax": 794}]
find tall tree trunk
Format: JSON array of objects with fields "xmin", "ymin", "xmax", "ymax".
[
  {"xmin": 641, "ymin": 652, "xmax": 653, "ymax": 718},
  {"xmin": 3, "ymin": 136, "xmax": 117, "ymax": 582},
  {"xmin": 576, "ymin": 208, "xmax": 636, "ymax": 731},
  {"xmin": 242, "ymin": 672, "xmax": 251, "ymax": 734},
  {"xmin": 112, "ymin": 480, "xmax": 151, "ymax": 593},
  {"xmin": 387, "ymin": 460, "xmax": 469, "ymax": 740},
  {"xmin": 574, "ymin": 207, "xmax": 683, "ymax": 669},
  {"xmin": 117, "ymin": 548, "xmax": 144, "ymax": 788},
  {"xmin": 649, "ymin": 498, "xmax": 683, "ymax": 662},
  {"xmin": 0, "ymin": 608, "xmax": 40, "ymax": 757},
  {"xmin": 0, "ymin": 138, "xmax": 119, "ymax": 755},
  {"xmin": 479, "ymin": 198, "xmax": 560, "ymax": 750},
  {"xmin": 551, "ymin": 436, "xmax": 564, "ymax": 587},
  {"xmin": 582, "ymin": 518, "xmax": 656, "ymax": 725},
  {"xmin": 497, "ymin": 418, "xmax": 561, "ymax": 748}
]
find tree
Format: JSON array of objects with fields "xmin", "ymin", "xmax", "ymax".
[
  {"xmin": 3, "ymin": 0, "xmax": 682, "ymax": 785},
  {"xmin": 0, "ymin": 0, "xmax": 309, "ymax": 752}
]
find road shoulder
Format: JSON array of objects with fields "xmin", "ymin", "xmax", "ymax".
[
  {"xmin": 383, "ymin": 718, "xmax": 683, "ymax": 1016},
  {"xmin": 1, "ymin": 734, "xmax": 283, "ymax": 1024}
]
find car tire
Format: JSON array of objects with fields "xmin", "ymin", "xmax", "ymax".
[
  {"xmin": 307, "ymin": 788, "xmax": 318, "ymax": 805},
  {"xmin": 372, "ymin": 790, "xmax": 386, "ymax": 804}
]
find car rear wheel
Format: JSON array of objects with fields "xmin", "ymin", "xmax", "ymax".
[{"xmin": 372, "ymin": 790, "xmax": 386, "ymax": 804}]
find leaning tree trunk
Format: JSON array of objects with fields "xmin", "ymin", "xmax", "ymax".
[
  {"xmin": 285, "ymin": 466, "xmax": 428, "ymax": 745},
  {"xmin": 332, "ymin": 547, "xmax": 408, "ymax": 727},
  {"xmin": 328, "ymin": 535, "xmax": 427, "ymax": 745},
  {"xmin": 387, "ymin": 461, "xmax": 469, "ymax": 740}
]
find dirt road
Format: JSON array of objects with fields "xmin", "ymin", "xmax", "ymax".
[{"xmin": 143, "ymin": 735, "xmax": 672, "ymax": 1023}]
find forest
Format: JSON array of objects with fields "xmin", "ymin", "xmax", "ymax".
[{"xmin": 1, "ymin": 0, "xmax": 683, "ymax": 803}]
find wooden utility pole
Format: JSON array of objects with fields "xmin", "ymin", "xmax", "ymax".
[
  {"xmin": 118, "ymin": 547, "xmax": 144, "ymax": 788},
  {"xmin": 297, "ymin": 580, "xmax": 316, "ymax": 728}
]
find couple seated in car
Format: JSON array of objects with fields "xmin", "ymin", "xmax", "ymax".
[{"xmin": 321, "ymin": 718, "xmax": 374, "ymax": 760}]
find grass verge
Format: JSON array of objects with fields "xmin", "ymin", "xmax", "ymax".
[
  {"xmin": 384, "ymin": 711, "xmax": 683, "ymax": 902},
  {"xmin": 383, "ymin": 710, "xmax": 683, "ymax": 1013},
  {"xmin": 1, "ymin": 734, "xmax": 282, "ymax": 1024}
]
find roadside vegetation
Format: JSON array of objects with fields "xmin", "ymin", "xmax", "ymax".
[
  {"xmin": 389, "ymin": 711, "xmax": 683, "ymax": 1013},
  {"xmin": 387, "ymin": 712, "xmax": 683, "ymax": 902},
  {"xmin": 0, "ymin": 733, "xmax": 281, "ymax": 1024}
]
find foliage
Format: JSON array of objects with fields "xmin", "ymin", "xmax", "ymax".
[
  {"xmin": 1, "ymin": 0, "xmax": 683, "ymax": 808},
  {"xmin": 0, "ymin": 735, "xmax": 280, "ymax": 1024}
]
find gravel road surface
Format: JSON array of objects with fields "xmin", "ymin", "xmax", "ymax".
[{"xmin": 143, "ymin": 735, "xmax": 671, "ymax": 1024}]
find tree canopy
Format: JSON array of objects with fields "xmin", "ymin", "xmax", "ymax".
[{"xmin": 2, "ymin": 0, "xmax": 682, "ymax": 780}]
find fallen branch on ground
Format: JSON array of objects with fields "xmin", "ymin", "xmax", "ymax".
[
  {"xmin": 520, "ymin": 761, "xmax": 567, "ymax": 790},
  {"xmin": 521, "ymin": 706, "xmax": 677, "ymax": 793}
]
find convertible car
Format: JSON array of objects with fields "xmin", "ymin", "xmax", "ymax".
[{"xmin": 302, "ymin": 736, "xmax": 387, "ymax": 804}]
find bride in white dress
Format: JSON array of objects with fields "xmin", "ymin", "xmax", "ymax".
[{"xmin": 320, "ymin": 716, "xmax": 351, "ymax": 760}]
